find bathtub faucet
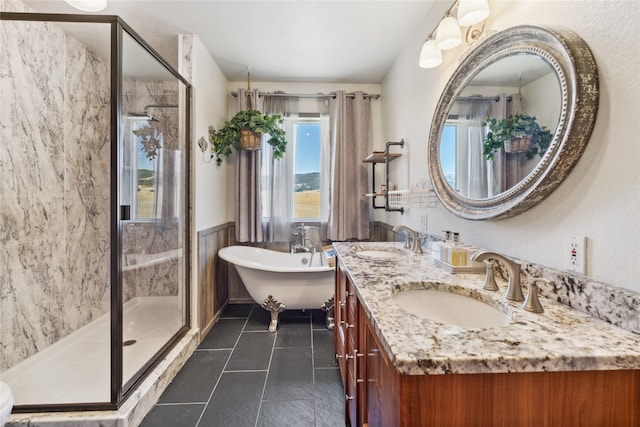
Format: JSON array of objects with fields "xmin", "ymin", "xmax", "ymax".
[
  {"xmin": 291, "ymin": 224, "xmax": 316, "ymax": 253},
  {"xmin": 292, "ymin": 241, "xmax": 314, "ymax": 253}
]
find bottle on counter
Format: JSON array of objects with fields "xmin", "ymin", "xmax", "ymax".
[
  {"xmin": 449, "ymin": 232, "xmax": 466, "ymax": 266},
  {"xmin": 440, "ymin": 230, "xmax": 452, "ymax": 263}
]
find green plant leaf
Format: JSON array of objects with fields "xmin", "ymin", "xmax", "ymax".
[
  {"xmin": 483, "ymin": 114, "xmax": 553, "ymax": 161},
  {"xmin": 210, "ymin": 109, "xmax": 288, "ymax": 165}
]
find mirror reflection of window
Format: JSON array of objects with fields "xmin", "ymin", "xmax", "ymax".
[{"xmin": 441, "ymin": 123, "xmax": 458, "ymax": 190}]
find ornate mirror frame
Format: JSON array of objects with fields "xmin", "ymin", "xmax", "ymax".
[{"xmin": 428, "ymin": 25, "xmax": 599, "ymax": 220}]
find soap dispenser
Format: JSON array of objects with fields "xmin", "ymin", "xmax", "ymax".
[
  {"xmin": 440, "ymin": 231, "xmax": 452, "ymax": 262},
  {"xmin": 450, "ymin": 232, "xmax": 466, "ymax": 266}
]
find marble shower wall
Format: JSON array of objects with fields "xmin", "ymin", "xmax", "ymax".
[{"xmin": 0, "ymin": 4, "xmax": 111, "ymax": 371}]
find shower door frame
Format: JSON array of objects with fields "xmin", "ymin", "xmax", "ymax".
[
  {"xmin": 113, "ymin": 16, "xmax": 192, "ymax": 409},
  {"xmin": 1, "ymin": 12, "xmax": 192, "ymax": 413}
]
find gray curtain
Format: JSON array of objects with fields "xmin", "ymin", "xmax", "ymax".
[
  {"xmin": 488, "ymin": 94, "xmax": 521, "ymax": 196},
  {"xmin": 235, "ymin": 88, "xmax": 264, "ymax": 242},
  {"xmin": 327, "ymin": 91, "xmax": 370, "ymax": 241}
]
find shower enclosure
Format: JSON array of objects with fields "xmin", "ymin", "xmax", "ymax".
[{"xmin": 0, "ymin": 10, "xmax": 191, "ymax": 411}]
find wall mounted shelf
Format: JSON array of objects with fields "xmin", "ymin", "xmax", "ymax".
[{"xmin": 363, "ymin": 140, "xmax": 405, "ymax": 213}]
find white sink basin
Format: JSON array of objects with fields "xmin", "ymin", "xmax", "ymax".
[
  {"xmin": 393, "ymin": 289, "xmax": 511, "ymax": 329},
  {"xmin": 354, "ymin": 246, "xmax": 407, "ymax": 260}
]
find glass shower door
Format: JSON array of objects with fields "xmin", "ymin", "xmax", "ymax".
[{"xmin": 119, "ymin": 29, "xmax": 189, "ymax": 390}]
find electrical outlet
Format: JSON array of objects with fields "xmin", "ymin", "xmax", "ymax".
[{"xmin": 564, "ymin": 234, "xmax": 586, "ymax": 274}]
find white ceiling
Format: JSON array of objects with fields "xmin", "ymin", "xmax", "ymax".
[{"xmin": 22, "ymin": 0, "xmax": 438, "ymax": 83}]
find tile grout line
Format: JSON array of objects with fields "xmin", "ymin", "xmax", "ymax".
[
  {"xmin": 153, "ymin": 401, "xmax": 207, "ymax": 407},
  {"xmin": 254, "ymin": 311, "xmax": 278, "ymax": 427},
  {"xmin": 194, "ymin": 305, "xmax": 255, "ymax": 427},
  {"xmin": 310, "ymin": 316, "xmax": 318, "ymax": 425}
]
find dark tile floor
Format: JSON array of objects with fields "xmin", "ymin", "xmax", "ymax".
[{"xmin": 141, "ymin": 304, "xmax": 345, "ymax": 427}]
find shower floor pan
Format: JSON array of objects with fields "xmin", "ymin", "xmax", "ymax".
[{"xmin": 2, "ymin": 296, "xmax": 182, "ymax": 406}]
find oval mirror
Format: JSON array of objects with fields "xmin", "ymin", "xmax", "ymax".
[{"xmin": 428, "ymin": 25, "xmax": 599, "ymax": 220}]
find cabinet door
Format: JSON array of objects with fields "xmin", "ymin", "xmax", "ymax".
[
  {"xmin": 364, "ymin": 311, "xmax": 398, "ymax": 427},
  {"xmin": 345, "ymin": 279, "xmax": 358, "ymax": 425},
  {"xmin": 334, "ymin": 260, "xmax": 347, "ymax": 386}
]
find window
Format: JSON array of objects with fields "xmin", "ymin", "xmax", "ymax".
[
  {"xmin": 261, "ymin": 114, "xmax": 329, "ymax": 226},
  {"xmin": 293, "ymin": 121, "xmax": 322, "ymax": 219}
]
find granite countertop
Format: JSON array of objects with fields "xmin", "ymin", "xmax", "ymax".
[{"xmin": 333, "ymin": 242, "xmax": 640, "ymax": 375}]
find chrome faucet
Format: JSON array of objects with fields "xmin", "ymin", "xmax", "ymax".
[
  {"xmin": 291, "ymin": 224, "xmax": 315, "ymax": 253},
  {"xmin": 471, "ymin": 251, "xmax": 524, "ymax": 302},
  {"xmin": 392, "ymin": 225, "xmax": 423, "ymax": 255}
]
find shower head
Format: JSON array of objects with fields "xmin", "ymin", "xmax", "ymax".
[
  {"xmin": 125, "ymin": 112, "xmax": 159, "ymax": 122},
  {"xmin": 126, "ymin": 104, "xmax": 177, "ymax": 122}
]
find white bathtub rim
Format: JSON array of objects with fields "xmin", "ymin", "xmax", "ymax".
[{"xmin": 218, "ymin": 246, "xmax": 334, "ymax": 273}]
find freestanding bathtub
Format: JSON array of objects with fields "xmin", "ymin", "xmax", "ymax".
[{"xmin": 218, "ymin": 246, "xmax": 335, "ymax": 331}]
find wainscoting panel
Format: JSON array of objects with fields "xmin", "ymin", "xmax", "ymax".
[
  {"xmin": 373, "ymin": 221, "xmax": 398, "ymax": 242},
  {"xmin": 197, "ymin": 223, "xmax": 231, "ymax": 338}
]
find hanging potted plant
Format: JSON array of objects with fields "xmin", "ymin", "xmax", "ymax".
[
  {"xmin": 210, "ymin": 109, "xmax": 287, "ymax": 166},
  {"xmin": 483, "ymin": 114, "xmax": 553, "ymax": 161}
]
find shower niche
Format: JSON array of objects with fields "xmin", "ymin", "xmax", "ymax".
[{"xmin": 0, "ymin": 11, "xmax": 191, "ymax": 412}]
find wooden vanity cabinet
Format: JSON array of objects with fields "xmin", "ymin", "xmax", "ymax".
[
  {"xmin": 334, "ymin": 263, "xmax": 347, "ymax": 387},
  {"xmin": 335, "ymin": 258, "xmax": 367, "ymax": 426},
  {"xmin": 335, "ymin": 260, "xmax": 640, "ymax": 427}
]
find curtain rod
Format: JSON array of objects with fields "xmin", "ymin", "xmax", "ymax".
[
  {"xmin": 230, "ymin": 91, "xmax": 381, "ymax": 100},
  {"xmin": 456, "ymin": 95, "xmax": 513, "ymax": 102}
]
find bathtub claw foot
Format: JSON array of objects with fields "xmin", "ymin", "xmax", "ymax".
[
  {"xmin": 321, "ymin": 296, "xmax": 335, "ymax": 330},
  {"xmin": 262, "ymin": 295, "xmax": 286, "ymax": 332}
]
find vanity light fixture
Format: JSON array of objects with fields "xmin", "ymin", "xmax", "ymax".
[
  {"xmin": 457, "ymin": 0, "xmax": 490, "ymax": 27},
  {"xmin": 64, "ymin": 0, "xmax": 107, "ymax": 12},
  {"xmin": 419, "ymin": 0, "xmax": 490, "ymax": 69},
  {"xmin": 435, "ymin": 15, "xmax": 462, "ymax": 50},
  {"xmin": 419, "ymin": 38, "xmax": 443, "ymax": 68}
]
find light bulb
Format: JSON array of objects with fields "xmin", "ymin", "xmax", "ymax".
[
  {"xmin": 457, "ymin": 0, "xmax": 490, "ymax": 27},
  {"xmin": 419, "ymin": 39, "xmax": 442, "ymax": 69},
  {"xmin": 435, "ymin": 16, "xmax": 462, "ymax": 50},
  {"xmin": 64, "ymin": 0, "xmax": 107, "ymax": 12}
]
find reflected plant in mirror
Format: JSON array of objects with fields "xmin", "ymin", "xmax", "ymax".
[
  {"xmin": 483, "ymin": 114, "xmax": 553, "ymax": 161},
  {"xmin": 428, "ymin": 25, "xmax": 599, "ymax": 220}
]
